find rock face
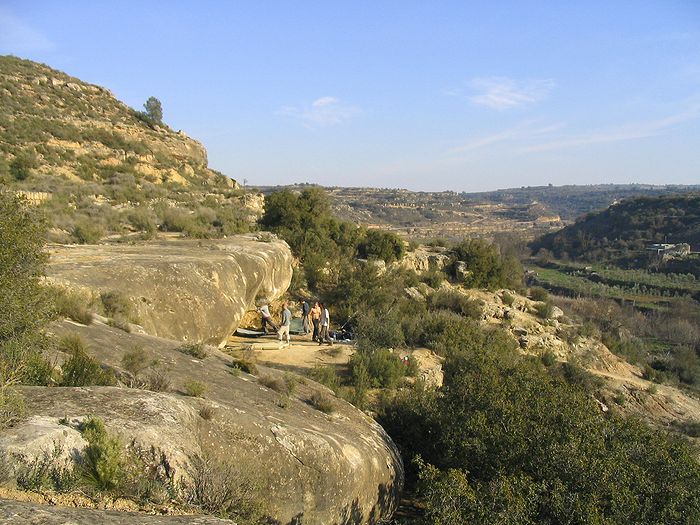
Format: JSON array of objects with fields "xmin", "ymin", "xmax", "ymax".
[
  {"xmin": 400, "ymin": 246, "xmax": 450, "ymax": 274},
  {"xmin": 1, "ymin": 320, "xmax": 403, "ymax": 525},
  {"xmin": 46, "ymin": 235, "xmax": 293, "ymax": 347}
]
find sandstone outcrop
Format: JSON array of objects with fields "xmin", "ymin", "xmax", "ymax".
[
  {"xmin": 46, "ymin": 234, "xmax": 293, "ymax": 347},
  {"xmin": 400, "ymin": 246, "xmax": 450, "ymax": 274},
  {"xmin": 1, "ymin": 320, "xmax": 403, "ymax": 524}
]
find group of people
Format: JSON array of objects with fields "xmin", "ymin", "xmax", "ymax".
[
  {"xmin": 301, "ymin": 300, "xmax": 333, "ymax": 346},
  {"xmin": 257, "ymin": 300, "xmax": 333, "ymax": 348}
]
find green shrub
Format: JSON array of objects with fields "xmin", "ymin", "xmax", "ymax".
[
  {"xmin": 421, "ymin": 269, "xmax": 445, "ymax": 288},
  {"xmin": 79, "ymin": 417, "xmax": 124, "ymax": 491},
  {"xmin": 184, "ymin": 380, "xmax": 206, "ymax": 397},
  {"xmin": 380, "ymin": 337, "xmax": 700, "ymax": 525},
  {"xmin": 0, "ymin": 387, "xmax": 26, "ymax": 429},
  {"xmin": 51, "ymin": 287, "xmax": 93, "ymax": 325},
  {"xmin": 535, "ymin": 300, "xmax": 554, "ymax": 319},
  {"xmin": 121, "ymin": 345, "xmax": 153, "ymax": 380},
  {"xmin": 355, "ymin": 311, "xmax": 405, "ymax": 351},
  {"xmin": 357, "ymin": 229, "xmax": 405, "ymax": 264},
  {"xmin": 71, "ymin": 218, "xmax": 104, "ymax": 244},
  {"xmin": 502, "ymin": 291, "xmax": 515, "ymax": 306},
  {"xmin": 350, "ymin": 348, "xmax": 407, "ymax": 389},
  {"xmin": 178, "ymin": 342, "xmax": 208, "ymax": 359},
  {"xmin": 541, "ymin": 350, "xmax": 556, "ymax": 367},
  {"xmin": 429, "ymin": 289, "xmax": 483, "ymax": 319},
  {"xmin": 230, "ymin": 358, "xmax": 257, "ymax": 375},
  {"xmin": 559, "ymin": 361, "xmax": 602, "ymax": 391},
  {"xmin": 58, "ymin": 333, "xmax": 115, "ymax": 387},
  {"xmin": 529, "ymin": 286, "xmax": 549, "ymax": 302},
  {"xmin": 309, "ymin": 365, "xmax": 340, "ymax": 393}
]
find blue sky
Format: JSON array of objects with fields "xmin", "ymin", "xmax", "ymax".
[{"xmin": 1, "ymin": 1, "xmax": 699, "ymax": 192}]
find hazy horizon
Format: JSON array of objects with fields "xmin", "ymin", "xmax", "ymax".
[{"xmin": 1, "ymin": 1, "xmax": 699, "ymax": 192}]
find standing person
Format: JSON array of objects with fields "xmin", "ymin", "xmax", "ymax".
[
  {"xmin": 318, "ymin": 302, "xmax": 333, "ymax": 346},
  {"xmin": 301, "ymin": 299, "xmax": 310, "ymax": 335},
  {"xmin": 258, "ymin": 303, "xmax": 278, "ymax": 334},
  {"xmin": 310, "ymin": 302, "xmax": 321, "ymax": 342},
  {"xmin": 278, "ymin": 302, "xmax": 291, "ymax": 348}
]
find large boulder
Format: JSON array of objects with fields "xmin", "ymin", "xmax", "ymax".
[
  {"xmin": 46, "ymin": 234, "xmax": 293, "ymax": 347},
  {"xmin": 0, "ymin": 321, "xmax": 403, "ymax": 524}
]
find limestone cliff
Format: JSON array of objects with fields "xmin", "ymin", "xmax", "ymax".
[{"xmin": 46, "ymin": 234, "xmax": 293, "ymax": 347}]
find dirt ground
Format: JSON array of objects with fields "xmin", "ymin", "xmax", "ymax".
[{"xmin": 225, "ymin": 331, "xmax": 355, "ymax": 376}]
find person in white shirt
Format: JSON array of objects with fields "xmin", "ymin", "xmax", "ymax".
[
  {"xmin": 318, "ymin": 302, "xmax": 333, "ymax": 346},
  {"xmin": 258, "ymin": 303, "xmax": 278, "ymax": 334}
]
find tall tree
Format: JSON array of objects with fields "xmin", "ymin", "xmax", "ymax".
[{"xmin": 143, "ymin": 96, "xmax": 163, "ymax": 124}]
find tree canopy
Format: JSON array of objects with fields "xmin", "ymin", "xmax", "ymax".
[{"xmin": 143, "ymin": 96, "xmax": 163, "ymax": 124}]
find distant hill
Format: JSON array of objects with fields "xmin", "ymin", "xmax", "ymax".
[
  {"xmin": 461, "ymin": 184, "xmax": 700, "ymax": 221},
  {"xmin": 530, "ymin": 194, "xmax": 700, "ymax": 270},
  {"xmin": 0, "ymin": 55, "xmax": 234, "ymax": 188},
  {"xmin": 256, "ymin": 183, "xmax": 700, "ymax": 243}
]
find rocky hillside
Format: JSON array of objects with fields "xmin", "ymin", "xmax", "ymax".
[
  {"xmin": 531, "ymin": 193, "xmax": 700, "ymax": 267},
  {"xmin": 0, "ymin": 55, "xmax": 231, "ymax": 188}
]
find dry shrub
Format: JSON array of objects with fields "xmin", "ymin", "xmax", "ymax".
[
  {"xmin": 309, "ymin": 391, "xmax": 334, "ymax": 414},
  {"xmin": 184, "ymin": 452, "xmax": 268, "ymax": 523}
]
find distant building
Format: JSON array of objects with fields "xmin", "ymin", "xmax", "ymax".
[{"xmin": 646, "ymin": 243, "xmax": 691, "ymax": 260}]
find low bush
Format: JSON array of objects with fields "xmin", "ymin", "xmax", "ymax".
[
  {"xmin": 199, "ymin": 405, "xmax": 215, "ymax": 421},
  {"xmin": 535, "ymin": 300, "xmax": 554, "ymax": 319},
  {"xmin": 59, "ymin": 334, "xmax": 115, "ymax": 387},
  {"xmin": 258, "ymin": 375, "xmax": 286, "ymax": 393},
  {"xmin": 184, "ymin": 380, "xmax": 206, "ymax": 397},
  {"xmin": 502, "ymin": 291, "xmax": 515, "ymax": 306},
  {"xmin": 350, "ymin": 348, "xmax": 407, "ymax": 389},
  {"xmin": 178, "ymin": 343, "xmax": 208, "ymax": 359},
  {"xmin": 71, "ymin": 218, "xmax": 104, "ymax": 244},
  {"xmin": 100, "ymin": 291, "xmax": 133, "ymax": 320},
  {"xmin": 429, "ymin": 289, "xmax": 483, "ymax": 319},
  {"xmin": 51, "ymin": 287, "xmax": 93, "ymax": 325},
  {"xmin": 79, "ymin": 417, "xmax": 124, "ymax": 492},
  {"xmin": 184, "ymin": 452, "xmax": 268, "ymax": 523},
  {"xmin": 529, "ymin": 286, "xmax": 550, "ymax": 302},
  {"xmin": 145, "ymin": 368, "xmax": 171, "ymax": 392},
  {"xmin": 16, "ymin": 442, "xmax": 78, "ymax": 492},
  {"xmin": 309, "ymin": 365, "xmax": 340, "ymax": 393},
  {"xmin": 309, "ymin": 391, "xmax": 334, "ymax": 414}
]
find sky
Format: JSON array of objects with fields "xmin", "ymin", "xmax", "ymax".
[{"xmin": 1, "ymin": 1, "xmax": 699, "ymax": 192}]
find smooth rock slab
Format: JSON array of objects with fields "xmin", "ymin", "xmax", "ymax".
[{"xmin": 46, "ymin": 235, "xmax": 293, "ymax": 347}]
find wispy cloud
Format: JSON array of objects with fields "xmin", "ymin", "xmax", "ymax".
[
  {"xmin": 278, "ymin": 96, "xmax": 359, "ymax": 127},
  {"xmin": 465, "ymin": 76, "xmax": 555, "ymax": 110},
  {"xmin": 0, "ymin": 7, "xmax": 53, "ymax": 53},
  {"xmin": 519, "ymin": 105, "xmax": 700, "ymax": 153},
  {"xmin": 449, "ymin": 120, "xmax": 564, "ymax": 154}
]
